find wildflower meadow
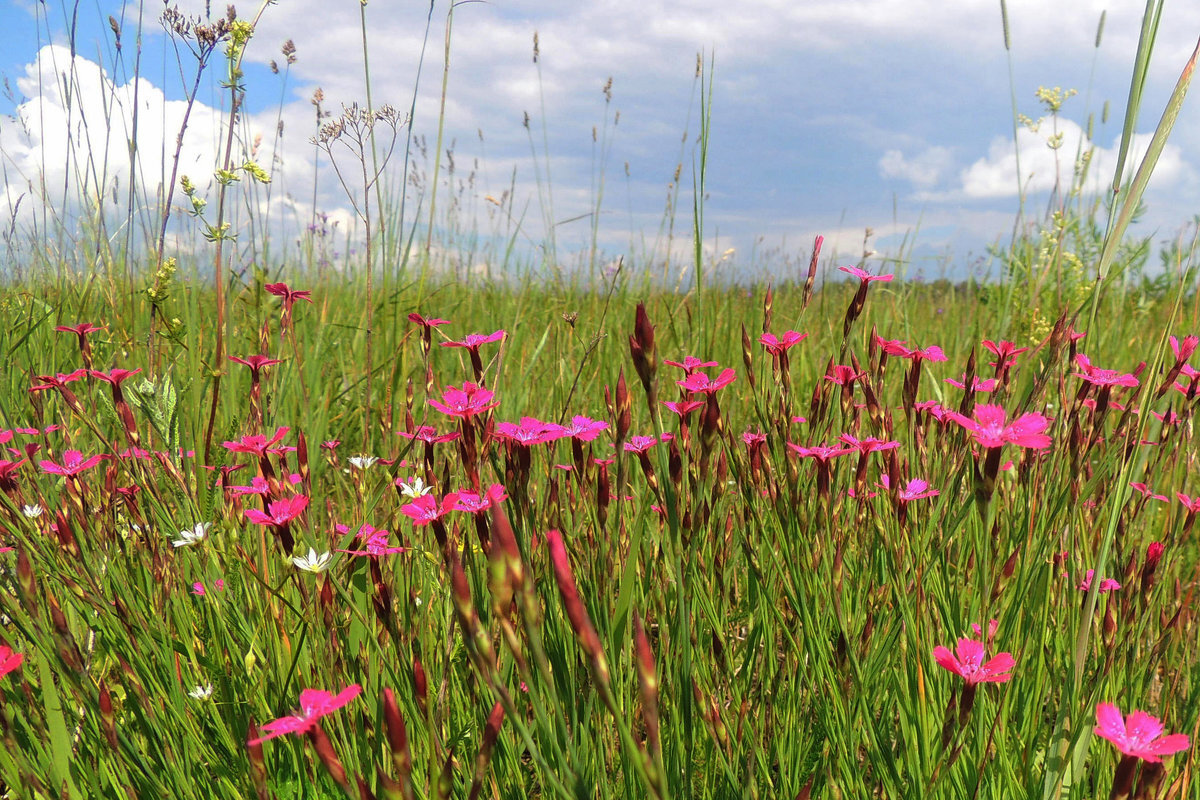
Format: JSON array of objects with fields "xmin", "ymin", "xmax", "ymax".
[{"xmin": 1, "ymin": 1, "xmax": 1199, "ymax": 799}]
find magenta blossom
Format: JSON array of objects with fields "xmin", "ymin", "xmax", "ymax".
[
  {"xmin": 839, "ymin": 434, "xmax": 900, "ymax": 455},
  {"xmin": 229, "ymin": 354, "xmax": 283, "ymax": 372},
  {"xmin": 786, "ymin": 442, "xmax": 853, "ymax": 462},
  {"xmin": 1073, "ymin": 354, "xmax": 1139, "ymax": 388},
  {"xmin": 1094, "ymin": 703, "xmax": 1189, "ymax": 763},
  {"xmin": 880, "ymin": 476, "xmax": 939, "ymax": 502},
  {"xmin": 440, "ymin": 330, "xmax": 505, "ymax": 352},
  {"xmin": 624, "ymin": 435, "xmax": 659, "ymax": 454},
  {"xmin": 245, "ymin": 495, "xmax": 309, "ymax": 528},
  {"xmin": 454, "ymin": 484, "xmax": 508, "ymax": 514},
  {"xmin": 495, "ymin": 416, "xmax": 568, "ymax": 446},
  {"xmin": 408, "ymin": 312, "xmax": 450, "ymax": 329},
  {"xmin": 838, "ymin": 265, "xmax": 894, "ymax": 283},
  {"xmin": 90, "ymin": 368, "xmax": 143, "ymax": 387},
  {"xmin": 945, "ymin": 374, "xmax": 997, "ymax": 392},
  {"xmin": 662, "ymin": 399, "xmax": 705, "ymax": 417},
  {"xmin": 248, "ymin": 685, "xmax": 362, "ymax": 745},
  {"xmin": 396, "ymin": 426, "xmax": 461, "ymax": 445},
  {"xmin": 429, "ymin": 383, "xmax": 499, "ymax": 419},
  {"xmin": 400, "ymin": 493, "xmax": 460, "ymax": 526},
  {"xmin": 676, "ymin": 368, "xmax": 737, "ymax": 396},
  {"xmin": 824, "ymin": 365, "xmax": 864, "ymax": 386},
  {"xmin": 0, "ymin": 645, "xmax": 23, "ymax": 679},
  {"xmin": 932, "ymin": 638, "xmax": 1014, "ymax": 685},
  {"xmin": 946, "ymin": 404, "xmax": 1051, "ymax": 450},
  {"xmin": 982, "ymin": 339, "xmax": 1029, "ymax": 367},
  {"xmin": 335, "ymin": 524, "xmax": 405, "ymax": 557},
  {"xmin": 564, "ymin": 416, "xmax": 610, "ymax": 441},
  {"xmin": 759, "ymin": 330, "xmax": 808, "ymax": 354},
  {"xmin": 40, "ymin": 450, "xmax": 108, "ymax": 477},
  {"xmin": 1169, "ymin": 334, "xmax": 1197, "ymax": 363},
  {"xmin": 663, "ymin": 355, "xmax": 718, "ymax": 373},
  {"xmin": 222, "ymin": 427, "xmax": 290, "ymax": 457},
  {"xmin": 1078, "ymin": 570, "xmax": 1121, "ymax": 593},
  {"xmin": 264, "ymin": 282, "xmax": 312, "ymax": 311}
]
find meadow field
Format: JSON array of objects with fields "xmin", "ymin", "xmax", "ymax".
[{"xmin": 1, "ymin": 1, "xmax": 1199, "ymax": 799}]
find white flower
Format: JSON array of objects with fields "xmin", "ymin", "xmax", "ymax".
[
  {"xmin": 398, "ymin": 476, "xmax": 432, "ymax": 499},
  {"xmin": 348, "ymin": 455, "xmax": 378, "ymax": 470},
  {"xmin": 21, "ymin": 504, "xmax": 43, "ymax": 519},
  {"xmin": 172, "ymin": 522, "xmax": 212, "ymax": 548},
  {"xmin": 292, "ymin": 548, "xmax": 331, "ymax": 573},
  {"xmin": 188, "ymin": 683, "xmax": 213, "ymax": 700}
]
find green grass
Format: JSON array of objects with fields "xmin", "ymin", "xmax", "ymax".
[{"xmin": 1, "ymin": 2, "xmax": 1199, "ymax": 798}]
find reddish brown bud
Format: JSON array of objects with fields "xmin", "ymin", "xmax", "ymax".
[{"xmin": 802, "ymin": 235, "xmax": 822, "ymax": 310}]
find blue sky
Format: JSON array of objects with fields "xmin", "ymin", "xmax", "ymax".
[{"xmin": 2, "ymin": 0, "xmax": 1199, "ymax": 280}]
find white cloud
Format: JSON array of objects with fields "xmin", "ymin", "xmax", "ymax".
[
  {"xmin": 4, "ymin": 0, "xmax": 1199, "ymax": 276},
  {"xmin": 960, "ymin": 119, "xmax": 1189, "ymax": 199},
  {"xmin": 0, "ymin": 44, "xmax": 320, "ymax": 242},
  {"xmin": 879, "ymin": 146, "xmax": 954, "ymax": 189}
]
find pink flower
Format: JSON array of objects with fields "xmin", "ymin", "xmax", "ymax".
[
  {"xmin": 945, "ymin": 374, "xmax": 997, "ymax": 392},
  {"xmin": 838, "ymin": 265, "xmax": 894, "ymax": 283},
  {"xmin": 880, "ymin": 476, "xmax": 939, "ymax": 502},
  {"xmin": 440, "ymin": 330, "xmax": 505, "ymax": 352},
  {"xmin": 970, "ymin": 619, "xmax": 999, "ymax": 641},
  {"xmin": 229, "ymin": 354, "xmax": 283, "ymax": 373},
  {"xmin": 29, "ymin": 369, "xmax": 89, "ymax": 393},
  {"xmin": 932, "ymin": 638, "xmax": 1014, "ymax": 685},
  {"xmin": 742, "ymin": 431, "xmax": 767, "ymax": 448},
  {"xmin": 222, "ymin": 427, "xmax": 290, "ymax": 457},
  {"xmin": 264, "ymin": 282, "xmax": 312, "ymax": 311},
  {"xmin": 1078, "ymin": 570, "xmax": 1121, "ymax": 593},
  {"xmin": 759, "ymin": 331, "xmax": 808, "ymax": 354},
  {"xmin": 1177, "ymin": 493, "xmax": 1200, "ymax": 513},
  {"xmin": 396, "ymin": 426, "xmax": 460, "ymax": 445},
  {"xmin": 838, "ymin": 434, "xmax": 900, "ymax": 455},
  {"xmin": 429, "ymin": 383, "xmax": 499, "ymax": 419},
  {"xmin": 453, "ymin": 484, "xmax": 508, "ymax": 514},
  {"xmin": 662, "ymin": 399, "xmax": 705, "ymax": 417},
  {"xmin": 824, "ymin": 365, "xmax": 864, "ymax": 386},
  {"xmin": 786, "ymin": 442, "xmax": 853, "ymax": 462},
  {"xmin": 245, "ymin": 495, "xmax": 309, "ymax": 527},
  {"xmin": 564, "ymin": 416, "xmax": 609, "ymax": 441},
  {"xmin": 400, "ymin": 493, "xmax": 460, "ymax": 526},
  {"xmin": 1169, "ymin": 334, "xmax": 1198, "ymax": 363},
  {"xmin": 946, "ymin": 404, "xmax": 1051, "ymax": 450},
  {"xmin": 336, "ymin": 524, "xmax": 405, "ymax": 557},
  {"xmin": 0, "ymin": 645, "xmax": 23, "ymax": 679},
  {"xmin": 39, "ymin": 450, "xmax": 108, "ymax": 476},
  {"xmin": 495, "ymin": 417, "xmax": 568, "ymax": 446},
  {"xmin": 663, "ymin": 355, "xmax": 719, "ymax": 373},
  {"xmin": 676, "ymin": 368, "xmax": 737, "ymax": 396},
  {"xmin": 247, "ymin": 685, "xmax": 362, "ymax": 745},
  {"xmin": 229, "ymin": 476, "xmax": 272, "ymax": 496},
  {"xmin": 90, "ymin": 368, "xmax": 143, "ymax": 387},
  {"xmin": 55, "ymin": 322, "xmax": 106, "ymax": 338},
  {"xmin": 1073, "ymin": 354, "xmax": 1139, "ymax": 388},
  {"xmin": 1094, "ymin": 703, "xmax": 1189, "ymax": 762},
  {"xmin": 981, "ymin": 339, "xmax": 1028, "ymax": 367},
  {"xmin": 408, "ymin": 312, "xmax": 450, "ymax": 328},
  {"xmin": 624, "ymin": 435, "xmax": 659, "ymax": 454},
  {"xmin": 1129, "ymin": 482, "xmax": 1167, "ymax": 503}
]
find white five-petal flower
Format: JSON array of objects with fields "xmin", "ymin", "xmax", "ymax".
[
  {"xmin": 21, "ymin": 504, "xmax": 43, "ymax": 519},
  {"xmin": 398, "ymin": 476, "xmax": 432, "ymax": 499},
  {"xmin": 292, "ymin": 548, "xmax": 332, "ymax": 573},
  {"xmin": 348, "ymin": 455, "xmax": 379, "ymax": 470},
  {"xmin": 172, "ymin": 522, "xmax": 212, "ymax": 548},
  {"xmin": 188, "ymin": 684, "xmax": 214, "ymax": 700}
]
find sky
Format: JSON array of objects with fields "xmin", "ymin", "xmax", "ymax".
[{"xmin": 2, "ymin": 0, "xmax": 1199, "ymax": 282}]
